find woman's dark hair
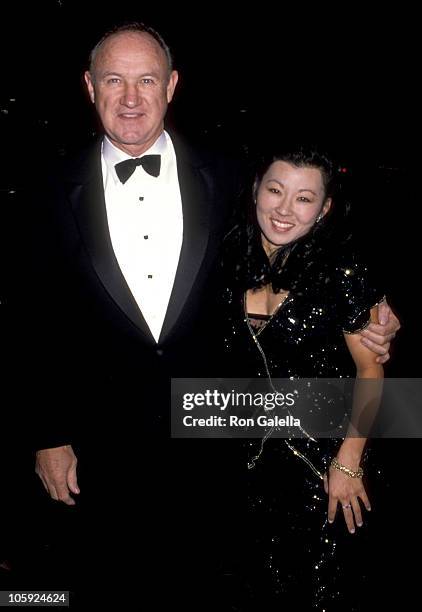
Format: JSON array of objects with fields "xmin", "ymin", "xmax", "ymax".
[
  {"xmin": 223, "ymin": 144, "xmax": 348, "ymax": 293},
  {"xmin": 252, "ymin": 145, "xmax": 337, "ymax": 203}
]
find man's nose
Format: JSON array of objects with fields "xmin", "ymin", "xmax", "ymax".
[{"xmin": 120, "ymin": 84, "xmax": 141, "ymax": 107}]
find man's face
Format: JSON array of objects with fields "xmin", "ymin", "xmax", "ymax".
[{"xmin": 85, "ymin": 32, "xmax": 178, "ymax": 156}]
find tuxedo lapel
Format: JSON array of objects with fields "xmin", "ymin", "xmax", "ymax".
[
  {"xmin": 158, "ymin": 139, "xmax": 212, "ymax": 343},
  {"xmin": 64, "ymin": 143, "xmax": 156, "ymax": 345},
  {"xmin": 62, "ymin": 137, "xmax": 215, "ymax": 347}
]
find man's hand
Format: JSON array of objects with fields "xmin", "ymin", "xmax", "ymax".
[
  {"xmin": 35, "ymin": 445, "xmax": 79, "ymax": 506},
  {"xmin": 360, "ymin": 300, "xmax": 401, "ymax": 364}
]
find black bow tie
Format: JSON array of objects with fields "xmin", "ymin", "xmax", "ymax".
[{"xmin": 115, "ymin": 154, "xmax": 161, "ymax": 184}]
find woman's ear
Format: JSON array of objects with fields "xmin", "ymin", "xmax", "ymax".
[
  {"xmin": 252, "ymin": 179, "xmax": 259, "ymax": 204},
  {"xmin": 321, "ymin": 197, "xmax": 332, "ymax": 217},
  {"xmin": 316, "ymin": 198, "xmax": 332, "ymax": 223}
]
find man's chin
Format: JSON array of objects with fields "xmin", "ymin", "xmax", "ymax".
[{"xmin": 108, "ymin": 132, "xmax": 155, "ymax": 155}]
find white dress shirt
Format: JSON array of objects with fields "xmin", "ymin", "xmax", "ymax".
[{"xmin": 101, "ymin": 131, "xmax": 183, "ymax": 342}]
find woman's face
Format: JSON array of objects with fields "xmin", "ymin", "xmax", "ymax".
[{"xmin": 256, "ymin": 161, "xmax": 331, "ymax": 255}]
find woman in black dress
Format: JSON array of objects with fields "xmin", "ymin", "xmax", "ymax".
[{"xmin": 220, "ymin": 146, "xmax": 385, "ymax": 610}]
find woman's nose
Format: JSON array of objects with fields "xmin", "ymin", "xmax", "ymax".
[{"xmin": 276, "ymin": 197, "xmax": 293, "ymax": 215}]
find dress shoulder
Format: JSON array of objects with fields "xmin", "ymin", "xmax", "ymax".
[{"xmin": 333, "ymin": 248, "xmax": 385, "ymax": 334}]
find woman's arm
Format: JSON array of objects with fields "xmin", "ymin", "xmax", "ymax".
[{"xmin": 326, "ymin": 305, "xmax": 384, "ymax": 533}]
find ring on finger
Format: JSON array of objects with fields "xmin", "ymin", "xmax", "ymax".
[{"xmin": 342, "ymin": 503, "xmax": 352, "ymax": 509}]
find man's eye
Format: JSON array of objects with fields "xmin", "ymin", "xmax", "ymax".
[
  {"xmin": 107, "ymin": 78, "xmax": 121, "ymax": 84},
  {"xmin": 141, "ymin": 78, "xmax": 154, "ymax": 84}
]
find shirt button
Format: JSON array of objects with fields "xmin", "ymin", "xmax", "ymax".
[
  {"xmin": 144, "ymin": 235, "xmax": 149, "ymax": 240},
  {"xmin": 139, "ymin": 196, "xmax": 144, "ymax": 201},
  {"xmin": 156, "ymin": 349, "xmax": 164, "ymax": 356},
  {"xmin": 148, "ymin": 274, "xmax": 153, "ymax": 279}
]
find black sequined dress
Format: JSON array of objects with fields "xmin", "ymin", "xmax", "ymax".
[{"xmin": 219, "ymin": 228, "xmax": 384, "ymax": 610}]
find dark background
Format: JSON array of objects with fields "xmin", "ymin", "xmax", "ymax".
[
  {"xmin": 0, "ymin": 1, "xmax": 419, "ymax": 604},
  {"xmin": 1, "ymin": 2, "xmax": 418, "ymax": 165},
  {"xmin": 1, "ymin": 0, "xmax": 418, "ymax": 372}
]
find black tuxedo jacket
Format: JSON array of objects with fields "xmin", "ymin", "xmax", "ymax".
[
  {"xmin": 9, "ymin": 134, "xmax": 247, "ymax": 584},
  {"xmin": 29, "ymin": 134, "xmax": 241, "ymax": 453}
]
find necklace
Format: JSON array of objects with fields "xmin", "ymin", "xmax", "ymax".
[{"xmin": 243, "ymin": 292, "xmax": 323, "ymax": 480}]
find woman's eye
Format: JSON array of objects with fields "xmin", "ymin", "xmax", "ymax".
[
  {"xmin": 269, "ymin": 188, "xmax": 280, "ymax": 194},
  {"xmin": 297, "ymin": 196, "xmax": 311, "ymax": 203}
]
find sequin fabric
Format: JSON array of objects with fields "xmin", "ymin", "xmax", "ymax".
[{"xmin": 218, "ymin": 235, "xmax": 384, "ymax": 610}]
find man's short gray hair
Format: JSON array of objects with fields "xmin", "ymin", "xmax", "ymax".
[{"xmin": 89, "ymin": 21, "xmax": 173, "ymax": 81}]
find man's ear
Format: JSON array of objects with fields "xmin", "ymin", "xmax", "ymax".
[
  {"xmin": 166, "ymin": 70, "xmax": 179, "ymax": 103},
  {"xmin": 84, "ymin": 71, "xmax": 96, "ymax": 104}
]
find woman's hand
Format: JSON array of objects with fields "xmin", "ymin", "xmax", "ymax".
[{"xmin": 323, "ymin": 467, "xmax": 371, "ymax": 534}]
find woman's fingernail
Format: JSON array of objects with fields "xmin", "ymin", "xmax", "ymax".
[
  {"xmin": 357, "ymin": 522, "xmax": 363, "ymax": 527},
  {"xmin": 350, "ymin": 529, "xmax": 355, "ymax": 534}
]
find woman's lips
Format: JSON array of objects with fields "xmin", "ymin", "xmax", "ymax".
[{"xmin": 270, "ymin": 218, "xmax": 295, "ymax": 232}]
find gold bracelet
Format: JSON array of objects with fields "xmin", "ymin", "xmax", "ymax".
[{"xmin": 330, "ymin": 457, "xmax": 363, "ymax": 479}]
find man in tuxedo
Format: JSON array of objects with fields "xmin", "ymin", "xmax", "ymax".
[
  {"xmin": 34, "ymin": 22, "xmax": 240, "ymax": 489},
  {"xmin": 26, "ymin": 22, "xmax": 246, "ymax": 605},
  {"xmin": 29, "ymin": 22, "xmax": 399, "ymax": 605}
]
